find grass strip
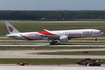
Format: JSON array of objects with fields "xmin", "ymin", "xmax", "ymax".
[
  {"xmin": 0, "ymin": 46, "xmax": 104, "ymax": 50},
  {"xmin": 39, "ymin": 51, "xmax": 105, "ymax": 55},
  {"xmin": 0, "ymin": 58, "xmax": 104, "ymax": 64}
]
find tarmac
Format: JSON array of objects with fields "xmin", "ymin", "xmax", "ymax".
[
  {"xmin": 0, "ymin": 43, "xmax": 105, "ymax": 47},
  {"xmin": 0, "ymin": 49, "xmax": 105, "ymax": 59},
  {"xmin": 0, "ymin": 42, "xmax": 105, "ymax": 69},
  {"xmin": 0, "ymin": 66, "xmax": 105, "ymax": 70}
]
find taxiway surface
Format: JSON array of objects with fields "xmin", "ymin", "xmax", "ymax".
[
  {"xmin": 0, "ymin": 43, "xmax": 105, "ymax": 47},
  {"xmin": 0, "ymin": 43, "xmax": 105, "ymax": 59},
  {"xmin": 0, "ymin": 49, "xmax": 105, "ymax": 59},
  {"xmin": 0, "ymin": 66, "xmax": 105, "ymax": 70},
  {"xmin": 0, "ymin": 43, "xmax": 105, "ymax": 58}
]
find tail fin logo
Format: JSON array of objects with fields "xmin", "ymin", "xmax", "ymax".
[{"xmin": 8, "ymin": 26, "xmax": 13, "ymax": 32}]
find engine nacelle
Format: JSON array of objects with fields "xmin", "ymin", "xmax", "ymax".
[{"xmin": 59, "ymin": 36, "xmax": 68, "ymax": 42}]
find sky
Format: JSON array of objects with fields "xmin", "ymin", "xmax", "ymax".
[{"xmin": 0, "ymin": 0, "xmax": 105, "ymax": 10}]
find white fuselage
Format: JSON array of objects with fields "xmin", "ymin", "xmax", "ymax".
[{"xmin": 6, "ymin": 29, "xmax": 104, "ymax": 41}]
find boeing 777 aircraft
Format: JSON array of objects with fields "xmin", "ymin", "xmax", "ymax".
[{"xmin": 5, "ymin": 21, "xmax": 104, "ymax": 45}]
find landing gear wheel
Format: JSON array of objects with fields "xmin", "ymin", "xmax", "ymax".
[
  {"xmin": 50, "ymin": 41, "xmax": 58, "ymax": 45},
  {"xmin": 95, "ymin": 37, "xmax": 97, "ymax": 41},
  {"xmin": 95, "ymin": 38, "xmax": 97, "ymax": 41},
  {"xmin": 54, "ymin": 41, "xmax": 57, "ymax": 43},
  {"xmin": 50, "ymin": 43, "xmax": 54, "ymax": 45}
]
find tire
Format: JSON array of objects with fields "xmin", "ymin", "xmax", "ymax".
[
  {"xmin": 89, "ymin": 64, "xmax": 93, "ymax": 66},
  {"xmin": 89, "ymin": 64, "xmax": 101, "ymax": 66},
  {"xmin": 50, "ymin": 43, "xmax": 54, "ymax": 45},
  {"xmin": 89, "ymin": 64, "xmax": 96, "ymax": 66},
  {"xmin": 96, "ymin": 64, "xmax": 101, "ymax": 66}
]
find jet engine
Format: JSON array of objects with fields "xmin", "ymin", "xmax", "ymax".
[{"xmin": 59, "ymin": 36, "xmax": 68, "ymax": 42}]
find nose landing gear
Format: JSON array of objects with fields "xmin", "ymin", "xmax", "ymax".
[{"xmin": 95, "ymin": 37, "xmax": 97, "ymax": 41}]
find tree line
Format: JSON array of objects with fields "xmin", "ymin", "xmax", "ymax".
[{"xmin": 0, "ymin": 10, "xmax": 105, "ymax": 20}]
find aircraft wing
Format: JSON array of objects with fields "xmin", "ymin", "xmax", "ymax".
[
  {"xmin": 39, "ymin": 34, "xmax": 59, "ymax": 40},
  {"xmin": 38, "ymin": 30, "xmax": 60, "ymax": 40}
]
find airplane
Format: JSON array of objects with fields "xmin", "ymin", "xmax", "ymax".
[{"xmin": 5, "ymin": 21, "xmax": 104, "ymax": 45}]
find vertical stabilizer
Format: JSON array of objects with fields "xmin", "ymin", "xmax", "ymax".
[{"xmin": 5, "ymin": 21, "xmax": 20, "ymax": 34}]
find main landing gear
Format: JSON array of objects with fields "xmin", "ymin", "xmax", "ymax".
[{"xmin": 50, "ymin": 40, "xmax": 58, "ymax": 45}]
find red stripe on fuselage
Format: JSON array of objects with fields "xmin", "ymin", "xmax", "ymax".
[
  {"xmin": 37, "ymin": 31, "xmax": 58, "ymax": 36},
  {"xmin": 20, "ymin": 34, "xmax": 35, "ymax": 40}
]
